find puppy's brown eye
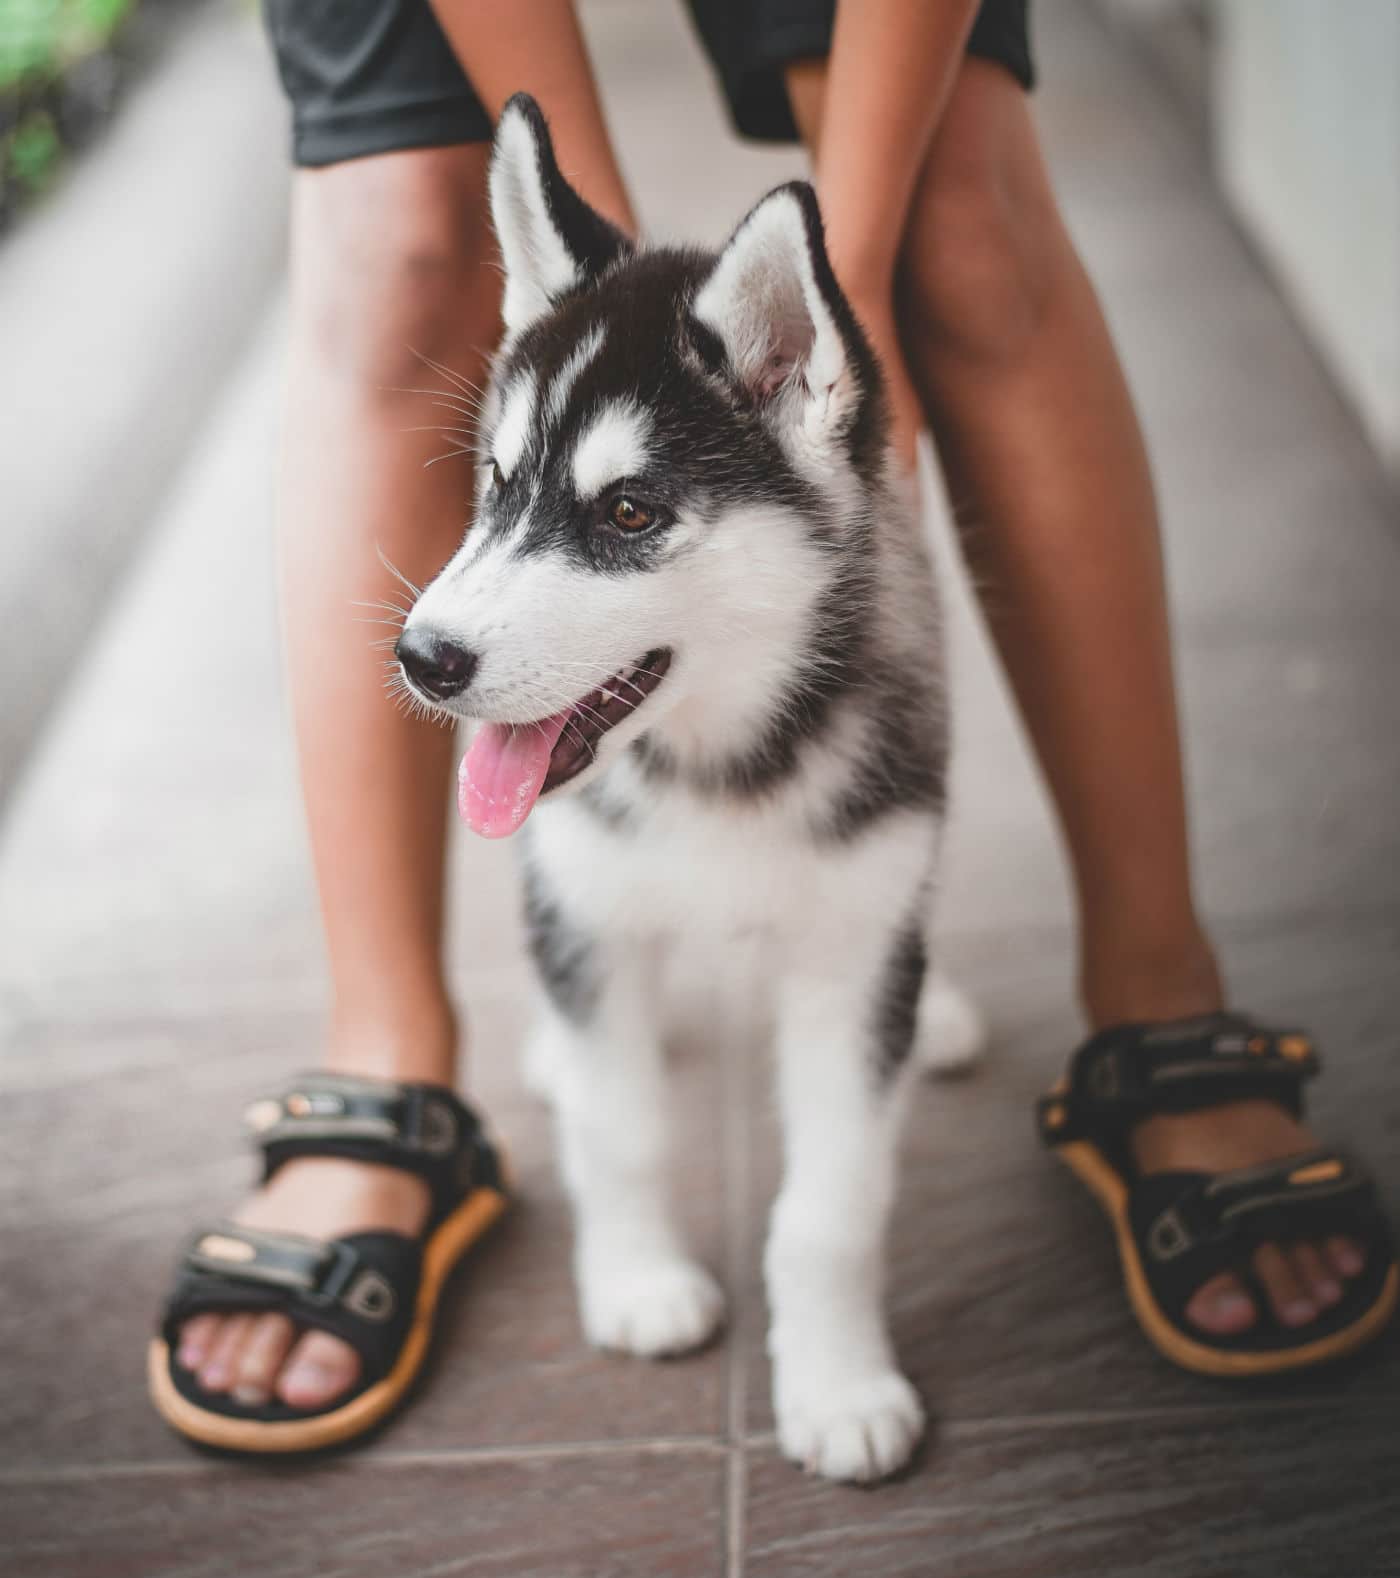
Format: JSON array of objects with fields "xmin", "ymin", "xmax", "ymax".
[
  {"xmin": 608, "ymin": 496, "xmax": 652, "ymax": 531},
  {"xmin": 491, "ymin": 460, "xmax": 505, "ymax": 489}
]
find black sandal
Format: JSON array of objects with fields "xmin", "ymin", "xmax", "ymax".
[
  {"xmin": 1037, "ymin": 1014, "xmax": 1397, "ymax": 1377},
  {"xmin": 148, "ymin": 1073, "xmax": 509, "ymax": 1453}
]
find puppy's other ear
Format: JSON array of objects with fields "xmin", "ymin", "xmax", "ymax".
[
  {"xmin": 691, "ymin": 182, "xmax": 880, "ymax": 443},
  {"xmin": 489, "ymin": 94, "xmax": 631, "ymax": 337}
]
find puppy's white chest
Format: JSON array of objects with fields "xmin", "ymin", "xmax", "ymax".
[{"xmin": 532, "ymin": 789, "xmax": 810, "ymax": 944}]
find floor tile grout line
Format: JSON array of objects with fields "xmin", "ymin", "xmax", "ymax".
[
  {"xmin": 13, "ymin": 1401, "xmax": 1388, "ymax": 1483},
  {"xmin": 929, "ymin": 1395, "xmax": 1400, "ymax": 1437},
  {"xmin": 723, "ymin": 1445, "xmax": 747, "ymax": 1578},
  {"xmin": 18, "ymin": 1393, "xmax": 1388, "ymax": 1488},
  {"xmin": 0, "ymin": 1436, "xmax": 733, "ymax": 1487},
  {"xmin": 720, "ymin": 992, "xmax": 754, "ymax": 1578},
  {"xmin": 727, "ymin": 1390, "xmax": 1400, "ymax": 1450}
]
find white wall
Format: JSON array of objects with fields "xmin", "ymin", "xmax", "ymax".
[{"xmin": 1214, "ymin": 0, "xmax": 1400, "ymax": 475}]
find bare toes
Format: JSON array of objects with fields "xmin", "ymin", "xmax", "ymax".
[
  {"xmin": 275, "ymin": 1329, "xmax": 360, "ymax": 1410},
  {"xmin": 197, "ymin": 1313, "xmax": 256, "ymax": 1394},
  {"xmin": 1185, "ymin": 1272, "xmax": 1256, "ymax": 1335},
  {"xmin": 1253, "ymin": 1242, "xmax": 1316, "ymax": 1327},
  {"xmin": 176, "ymin": 1314, "xmax": 220, "ymax": 1372},
  {"xmin": 1326, "ymin": 1236, "xmax": 1366, "ymax": 1280},
  {"xmin": 1290, "ymin": 1243, "xmax": 1342, "ymax": 1309},
  {"xmin": 232, "ymin": 1313, "xmax": 297, "ymax": 1407}
]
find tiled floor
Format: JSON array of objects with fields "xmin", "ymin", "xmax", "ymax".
[{"xmin": 3, "ymin": 3, "xmax": 1399, "ymax": 1575}]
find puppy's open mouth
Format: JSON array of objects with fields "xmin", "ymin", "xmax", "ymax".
[{"xmin": 458, "ymin": 649, "xmax": 671, "ymax": 839}]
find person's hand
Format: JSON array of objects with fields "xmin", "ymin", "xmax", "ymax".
[
  {"xmin": 783, "ymin": 0, "xmax": 985, "ymax": 475},
  {"xmin": 822, "ymin": 238, "xmax": 924, "ymax": 475},
  {"xmin": 843, "ymin": 281, "xmax": 924, "ymax": 475}
]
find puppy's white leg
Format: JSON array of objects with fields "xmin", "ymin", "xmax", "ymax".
[
  {"xmin": 766, "ymin": 919, "xmax": 926, "ymax": 1484},
  {"xmin": 521, "ymin": 1008, "xmax": 564, "ymax": 1102},
  {"xmin": 541, "ymin": 948, "xmax": 725, "ymax": 1359},
  {"xmin": 912, "ymin": 967, "xmax": 986, "ymax": 1076}
]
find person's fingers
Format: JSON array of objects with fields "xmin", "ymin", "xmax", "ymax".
[
  {"xmin": 1290, "ymin": 1243, "xmax": 1342, "ymax": 1309},
  {"xmin": 1252, "ymin": 1242, "xmax": 1316, "ymax": 1327},
  {"xmin": 232, "ymin": 1313, "xmax": 298, "ymax": 1407},
  {"xmin": 276, "ymin": 1329, "xmax": 361, "ymax": 1410},
  {"xmin": 197, "ymin": 1313, "xmax": 256, "ymax": 1394},
  {"xmin": 853, "ymin": 302, "xmax": 922, "ymax": 470},
  {"xmin": 176, "ymin": 1314, "xmax": 221, "ymax": 1371},
  {"xmin": 1183, "ymin": 1272, "xmax": 1256, "ymax": 1335},
  {"xmin": 1325, "ymin": 1236, "xmax": 1366, "ymax": 1280}
]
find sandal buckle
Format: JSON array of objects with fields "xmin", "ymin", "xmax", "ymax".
[
  {"xmin": 402, "ymin": 1089, "xmax": 459, "ymax": 1157},
  {"xmin": 1087, "ymin": 1052, "xmax": 1121, "ymax": 1103},
  {"xmin": 1147, "ymin": 1206, "xmax": 1194, "ymax": 1261},
  {"xmin": 342, "ymin": 1269, "xmax": 397, "ymax": 1322},
  {"xmin": 308, "ymin": 1239, "xmax": 362, "ymax": 1305}
]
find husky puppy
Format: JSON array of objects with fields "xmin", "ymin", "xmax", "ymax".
[{"xmin": 397, "ymin": 95, "xmax": 979, "ymax": 1483}]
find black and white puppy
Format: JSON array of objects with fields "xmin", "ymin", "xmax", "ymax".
[{"xmin": 398, "ymin": 95, "xmax": 983, "ymax": 1483}]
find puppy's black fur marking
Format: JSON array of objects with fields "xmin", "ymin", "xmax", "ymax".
[
  {"xmin": 474, "ymin": 97, "xmax": 945, "ymax": 851},
  {"xmin": 872, "ymin": 918, "xmax": 927, "ymax": 1086},
  {"xmin": 738, "ymin": 180, "xmax": 889, "ymax": 490},
  {"xmin": 817, "ymin": 672, "xmax": 949, "ymax": 844},
  {"xmin": 479, "ymin": 250, "xmax": 828, "ymax": 582},
  {"xmin": 500, "ymin": 93, "xmax": 631, "ymax": 286},
  {"xmin": 577, "ymin": 779, "xmax": 638, "ymax": 833},
  {"xmin": 687, "ymin": 566, "xmax": 873, "ymax": 799},
  {"xmin": 520, "ymin": 855, "xmax": 598, "ymax": 1024}
]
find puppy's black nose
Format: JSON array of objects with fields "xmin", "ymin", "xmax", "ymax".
[{"xmin": 396, "ymin": 629, "xmax": 478, "ymax": 700}]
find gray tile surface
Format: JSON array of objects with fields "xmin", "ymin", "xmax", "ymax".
[
  {"xmin": 744, "ymin": 1406, "xmax": 1400, "ymax": 1578},
  {"xmin": 737, "ymin": 920, "xmax": 1400, "ymax": 1437},
  {"xmin": 1, "ymin": 1451, "xmax": 727, "ymax": 1578},
  {"xmin": 2, "ymin": 1, "xmax": 1398, "ymax": 1575}
]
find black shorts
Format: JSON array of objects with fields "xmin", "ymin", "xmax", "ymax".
[
  {"xmin": 265, "ymin": 0, "xmax": 1033, "ymax": 169},
  {"xmin": 684, "ymin": 0, "xmax": 1033, "ymax": 142}
]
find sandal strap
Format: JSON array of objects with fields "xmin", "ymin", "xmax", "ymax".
[
  {"xmin": 1128, "ymin": 1150, "xmax": 1391, "ymax": 1321},
  {"xmin": 243, "ymin": 1073, "xmax": 500, "ymax": 1224},
  {"xmin": 1038, "ymin": 1014, "xmax": 1320, "ymax": 1145},
  {"xmin": 161, "ymin": 1223, "xmax": 420, "ymax": 1380},
  {"xmin": 1138, "ymin": 1150, "xmax": 1377, "ymax": 1262}
]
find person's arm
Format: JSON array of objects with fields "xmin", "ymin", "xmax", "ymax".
[
  {"xmin": 786, "ymin": 3, "xmax": 978, "ymax": 463},
  {"xmin": 807, "ymin": 0, "xmax": 979, "ymax": 295},
  {"xmin": 427, "ymin": 0, "xmax": 636, "ymax": 235}
]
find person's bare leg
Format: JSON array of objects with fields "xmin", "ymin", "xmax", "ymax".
[
  {"xmin": 176, "ymin": 145, "xmax": 502, "ymax": 1408},
  {"xmin": 788, "ymin": 59, "xmax": 1363, "ymax": 1336}
]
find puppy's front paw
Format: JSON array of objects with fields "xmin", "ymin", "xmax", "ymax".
[
  {"xmin": 580, "ymin": 1257, "xmax": 726, "ymax": 1358},
  {"xmin": 775, "ymin": 1368, "xmax": 925, "ymax": 1483},
  {"xmin": 913, "ymin": 972, "xmax": 986, "ymax": 1077},
  {"xmin": 521, "ymin": 1022, "xmax": 564, "ymax": 1102}
]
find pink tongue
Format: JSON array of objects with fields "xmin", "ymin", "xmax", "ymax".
[{"xmin": 458, "ymin": 713, "xmax": 572, "ymax": 838}]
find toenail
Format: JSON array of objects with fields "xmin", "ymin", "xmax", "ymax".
[
  {"xmin": 1337, "ymin": 1246, "xmax": 1365, "ymax": 1275},
  {"xmin": 1212, "ymin": 1289, "xmax": 1251, "ymax": 1316},
  {"xmin": 283, "ymin": 1361, "xmax": 333, "ymax": 1394},
  {"xmin": 232, "ymin": 1384, "xmax": 269, "ymax": 1407},
  {"xmin": 1315, "ymin": 1279, "xmax": 1342, "ymax": 1304},
  {"xmin": 1281, "ymin": 1299, "xmax": 1316, "ymax": 1326}
]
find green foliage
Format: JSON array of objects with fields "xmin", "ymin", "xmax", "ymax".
[
  {"xmin": 9, "ymin": 107, "xmax": 59, "ymax": 189},
  {"xmin": 0, "ymin": 0, "xmax": 138, "ymax": 88}
]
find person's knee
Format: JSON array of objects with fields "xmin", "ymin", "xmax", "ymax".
[
  {"xmin": 292, "ymin": 148, "xmax": 501, "ymax": 390},
  {"xmin": 897, "ymin": 162, "xmax": 1057, "ymax": 372}
]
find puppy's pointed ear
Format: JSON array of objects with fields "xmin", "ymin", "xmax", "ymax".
[
  {"xmin": 489, "ymin": 93, "xmax": 631, "ymax": 337},
  {"xmin": 691, "ymin": 182, "xmax": 879, "ymax": 442}
]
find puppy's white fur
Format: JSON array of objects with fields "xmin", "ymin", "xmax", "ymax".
[
  {"xmin": 405, "ymin": 99, "xmax": 986, "ymax": 1485},
  {"xmin": 571, "ymin": 401, "xmax": 652, "ymax": 498}
]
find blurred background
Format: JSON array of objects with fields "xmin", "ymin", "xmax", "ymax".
[{"xmin": 1, "ymin": 2, "xmax": 1397, "ymax": 1574}]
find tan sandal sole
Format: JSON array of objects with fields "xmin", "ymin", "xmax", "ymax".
[
  {"xmin": 148, "ymin": 1179, "xmax": 509, "ymax": 1453},
  {"xmin": 1055, "ymin": 1138, "xmax": 1398, "ymax": 1377}
]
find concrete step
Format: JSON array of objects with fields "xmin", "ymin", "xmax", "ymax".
[{"xmin": 0, "ymin": 0, "xmax": 288, "ymax": 797}]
